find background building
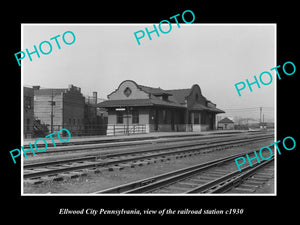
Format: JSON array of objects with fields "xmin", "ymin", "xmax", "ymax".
[
  {"xmin": 218, "ymin": 117, "xmax": 235, "ymax": 130},
  {"xmin": 23, "ymin": 84, "xmax": 108, "ymax": 138},
  {"xmin": 84, "ymin": 92, "xmax": 108, "ymax": 135},
  {"xmin": 98, "ymin": 80, "xmax": 224, "ymax": 135},
  {"xmin": 23, "ymin": 87, "xmax": 34, "ymax": 138},
  {"xmin": 33, "ymin": 84, "xmax": 85, "ymax": 136}
]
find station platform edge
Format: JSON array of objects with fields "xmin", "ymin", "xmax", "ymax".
[{"xmin": 22, "ymin": 130, "xmax": 255, "ymax": 146}]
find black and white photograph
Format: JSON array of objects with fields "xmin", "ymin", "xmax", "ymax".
[
  {"xmin": 4, "ymin": 5, "xmax": 298, "ymax": 221},
  {"xmin": 21, "ymin": 24, "xmax": 276, "ymax": 195}
]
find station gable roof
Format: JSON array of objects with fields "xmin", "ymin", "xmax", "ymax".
[
  {"xmin": 138, "ymin": 85, "xmax": 173, "ymax": 96},
  {"xmin": 98, "ymin": 80, "xmax": 224, "ymax": 113},
  {"xmin": 219, "ymin": 117, "xmax": 234, "ymax": 123}
]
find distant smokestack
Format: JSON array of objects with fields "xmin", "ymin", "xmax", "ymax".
[{"xmin": 93, "ymin": 92, "xmax": 97, "ymax": 104}]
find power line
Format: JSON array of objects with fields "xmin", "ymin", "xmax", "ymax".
[
  {"xmin": 223, "ymin": 107, "xmax": 274, "ymax": 111},
  {"xmin": 220, "ymin": 106, "xmax": 275, "ymax": 122}
]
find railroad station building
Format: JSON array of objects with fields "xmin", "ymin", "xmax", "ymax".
[{"xmin": 98, "ymin": 80, "xmax": 225, "ymax": 135}]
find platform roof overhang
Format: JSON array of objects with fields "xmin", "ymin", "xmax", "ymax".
[
  {"xmin": 98, "ymin": 99, "xmax": 187, "ymax": 109},
  {"xmin": 190, "ymin": 103, "xmax": 225, "ymax": 114}
]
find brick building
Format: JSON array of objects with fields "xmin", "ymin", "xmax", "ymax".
[
  {"xmin": 98, "ymin": 80, "xmax": 224, "ymax": 135},
  {"xmin": 23, "ymin": 87, "xmax": 34, "ymax": 138},
  {"xmin": 33, "ymin": 84, "xmax": 85, "ymax": 136}
]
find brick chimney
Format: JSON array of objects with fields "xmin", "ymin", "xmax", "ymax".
[{"xmin": 93, "ymin": 92, "xmax": 97, "ymax": 104}]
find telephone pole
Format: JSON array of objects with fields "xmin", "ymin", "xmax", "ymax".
[
  {"xmin": 259, "ymin": 107, "xmax": 262, "ymax": 124},
  {"xmin": 49, "ymin": 89, "xmax": 55, "ymax": 133}
]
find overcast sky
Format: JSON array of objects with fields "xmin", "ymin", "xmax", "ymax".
[{"xmin": 22, "ymin": 24, "xmax": 275, "ymax": 120}]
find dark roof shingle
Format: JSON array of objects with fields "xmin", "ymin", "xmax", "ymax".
[
  {"xmin": 98, "ymin": 98, "xmax": 186, "ymax": 108},
  {"xmin": 166, "ymin": 89, "xmax": 191, "ymax": 104},
  {"xmin": 99, "ymin": 81, "xmax": 224, "ymax": 113},
  {"xmin": 138, "ymin": 85, "xmax": 172, "ymax": 96},
  {"xmin": 190, "ymin": 102, "xmax": 225, "ymax": 113},
  {"xmin": 219, "ymin": 117, "xmax": 234, "ymax": 123}
]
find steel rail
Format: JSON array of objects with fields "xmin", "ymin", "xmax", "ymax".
[
  {"xmin": 24, "ymin": 133, "xmax": 237, "ymax": 152},
  {"xmin": 24, "ymin": 130, "xmax": 253, "ymax": 148},
  {"xmin": 203, "ymin": 158, "xmax": 274, "ymax": 194},
  {"xmin": 125, "ymin": 154, "xmax": 274, "ymax": 194},
  {"xmin": 24, "ymin": 134, "xmax": 273, "ymax": 169},
  {"xmin": 95, "ymin": 134, "xmax": 273, "ymax": 159},
  {"xmin": 94, "ymin": 150, "xmax": 266, "ymax": 194},
  {"xmin": 23, "ymin": 131, "xmax": 268, "ymax": 155},
  {"xmin": 24, "ymin": 135, "xmax": 273, "ymax": 179}
]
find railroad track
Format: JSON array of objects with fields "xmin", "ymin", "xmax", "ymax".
[
  {"xmin": 23, "ymin": 131, "xmax": 267, "ymax": 156},
  {"xmin": 24, "ymin": 130, "xmax": 260, "ymax": 149},
  {"xmin": 95, "ymin": 151, "xmax": 274, "ymax": 194},
  {"xmin": 25, "ymin": 133, "xmax": 272, "ymax": 163},
  {"xmin": 22, "ymin": 133, "xmax": 237, "ymax": 156},
  {"xmin": 24, "ymin": 133, "xmax": 273, "ymax": 183}
]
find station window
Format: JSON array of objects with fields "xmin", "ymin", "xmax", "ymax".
[
  {"xmin": 116, "ymin": 111, "xmax": 123, "ymax": 124},
  {"xmin": 132, "ymin": 109, "xmax": 139, "ymax": 124}
]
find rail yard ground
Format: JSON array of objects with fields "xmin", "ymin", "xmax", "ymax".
[{"xmin": 23, "ymin": 130, "xmax": 275, "ymax": 194}]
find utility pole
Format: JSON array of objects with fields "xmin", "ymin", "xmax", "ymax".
[
  {"xmin": 49, "ymin": 89, "xmax": 55, "ymax": 133},
  {"xmin": 259, "ymin": 107, "xmax": 262, "ymax": 124}
]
